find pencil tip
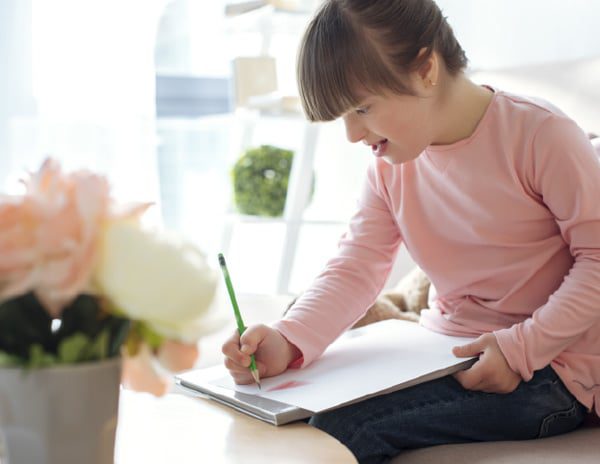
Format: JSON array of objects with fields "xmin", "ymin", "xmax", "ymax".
[{"xmin": 251, "ymin": 369, "xmax": 261, "ymax": 388}]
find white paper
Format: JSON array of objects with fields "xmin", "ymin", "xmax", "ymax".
[{"xmin": 185, "ymin": 320, "xmax": 475, "ymax": 412}]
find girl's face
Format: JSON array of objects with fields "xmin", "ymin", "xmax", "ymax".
[{"xmin": 342, "ymin": 90, "xmax": 437, "ymax": 165}]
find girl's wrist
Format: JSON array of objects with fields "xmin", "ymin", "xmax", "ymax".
[
  {"xmin": 273, "ymin": 326, "xmax": 303, "ymax": 367},
  {"xmin": 285, "ymin": 339, "xmax": 303, "ymax": 367}
]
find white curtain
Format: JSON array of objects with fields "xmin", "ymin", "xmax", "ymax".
[
  {"xmin": 3, "ymin": 0, "xmax": 599, "ymax": 194},
  {"xmin": 2, "ymin": 0, "xmax": 168, "ymax": 224}
]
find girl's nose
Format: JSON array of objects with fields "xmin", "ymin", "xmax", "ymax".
[{"xmin": 343, "ymin": 114, "xmax": 367, "ymax": 144}]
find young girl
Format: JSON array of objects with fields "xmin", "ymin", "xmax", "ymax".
[{"xmin": 222, "ymin": 1, "xmax": 600, "ymax": 462}]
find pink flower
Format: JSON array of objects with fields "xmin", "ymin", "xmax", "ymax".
[
  {"xmin": 0, "ymin": 158, "xmax": 148, "ymax": 317},
  {"xmin": 121, "ymin": 341, "xmax": 200, "ymax": 396},
  {"xmin": 121, "ymin": 343, "xmax": 171, "ymax": 397},
  {"xmin": 157, "ymin": 340, "xmax": 200, "ymax": 372}
]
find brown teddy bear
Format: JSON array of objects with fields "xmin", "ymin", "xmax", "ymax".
[
  {"xmin": 352, "ymin": 266, "xmax": 429, "ymax": 327},
  {"xmin": 284, "ymin": 265, "xmax": 431, "ymax": 328}
]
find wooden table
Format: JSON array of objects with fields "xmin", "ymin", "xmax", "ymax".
[
  {"xmin": 115, "ymin": 389, "xmax": 357, "ymax": 463},
  {"xmin": 115, "ymin": 293, "xmax": 357, "ymax": 463}
]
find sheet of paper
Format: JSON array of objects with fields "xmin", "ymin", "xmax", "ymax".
[{"xmin": 200, "ymin": 320, "xmax": 475, "ymax": 412}]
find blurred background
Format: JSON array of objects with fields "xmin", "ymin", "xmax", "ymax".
[{"xmin": 1, "ymin": 0, "xmax": 599, "ymax": 297}]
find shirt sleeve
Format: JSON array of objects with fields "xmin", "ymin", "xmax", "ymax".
[
  {"xmin": 272, "ymin": 161, "xmax": 403, "ymax": 367},
  {"xmin": 495, "ymin": 116, "xmax": 600, "ymax": 380}
]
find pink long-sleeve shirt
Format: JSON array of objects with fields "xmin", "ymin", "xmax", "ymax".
[{"xmin": 273, "ymin": 89, "xmax": 600, "ymax": 415}]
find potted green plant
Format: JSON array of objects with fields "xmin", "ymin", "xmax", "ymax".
[{"xmin": 231, "ymin": 144, "xmax": 314, "ymax": 217}]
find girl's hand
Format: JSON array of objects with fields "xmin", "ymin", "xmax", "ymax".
[
  {"xmin": 221, "ymin": 324, "xmax": 301, "ymax": 385},
  {"xmin": 452, "ymin": 333, "xmax": 522, "ymax": 394}
]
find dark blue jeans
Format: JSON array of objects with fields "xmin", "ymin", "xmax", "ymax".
[{"xmin": 309, "ymin": 366, "xmax": 587, "ymax": 464}]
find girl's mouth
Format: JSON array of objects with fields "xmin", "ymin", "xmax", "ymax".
[{"xmin": 371, "ymin": 139, "xmax": 388, "ymax": 157}]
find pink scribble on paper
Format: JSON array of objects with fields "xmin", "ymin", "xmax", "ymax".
[{"xmin": 267, "ymin": 380, "xmax": 310, "ymax": 392}]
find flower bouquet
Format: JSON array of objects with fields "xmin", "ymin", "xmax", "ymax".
[
  {"xmin": 0, "ymin": 158, "xmax": 221, "ymax": 391},
  {"xmin": 0, "ymin": 158, "xmax": 221, "ymax": 463}
]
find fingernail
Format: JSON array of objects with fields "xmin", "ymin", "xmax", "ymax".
[{"xmin": 241, "ymin": 345, "xmax": 251, "ymax": 354}]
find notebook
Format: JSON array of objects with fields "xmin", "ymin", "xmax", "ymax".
[{"xmin": 175, "ymin": 319, "xmax": 477, "ymax": 426}]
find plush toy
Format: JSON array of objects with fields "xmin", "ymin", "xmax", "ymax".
[
  {"xmin": 284, "ymin": 265, "xmax": 431, "ymax": 327},
  {"xmin": 352, "ymin": 266, "xmax": 429, "ymax": 327}
]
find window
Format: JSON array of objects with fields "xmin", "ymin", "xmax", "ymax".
[{"xmin": 2, "ymin": 0, "xmax": 599, "ymax": 298}]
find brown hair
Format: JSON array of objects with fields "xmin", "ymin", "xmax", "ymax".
[{"xmin": 297, "ymin": 0, "xmax": 468, "ymax": 122}]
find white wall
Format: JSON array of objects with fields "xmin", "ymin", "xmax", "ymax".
[{"xmin": 437, "ymin": 0, "xmax": 600, "ymax": 70}]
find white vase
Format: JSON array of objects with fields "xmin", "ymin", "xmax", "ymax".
[{"xmin": 0, "ymin": 358, "xmax": 121, "ymax": 464}]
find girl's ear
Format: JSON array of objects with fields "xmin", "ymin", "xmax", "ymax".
[{"xmin": 415, "ymin": 47, "xmax": 440, "ymax": 91}]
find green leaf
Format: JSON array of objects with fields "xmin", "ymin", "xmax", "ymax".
[
  {"xmin": 137, "ymin": 322, "xmax": 165, "ymax": 350},
  {"xmin": 0, "ymin": 293, "xmax": 53, "ymax": 358},
  {"xmin": 56, "ymin": 295, "xmax": 129, "ymax": 360},
  {"xmin": 102, "ymin": 299, "xmax": 128, "ymax": 318},
  {"xmin": 90, "ymin": 329, "xmax": 110, "ymax": 361},
  {"xmin": 0, "ymin": 293, "xmax": 129, "ymax": 366},
  {"xmin": 0, "ymin": 350, "xmax": 22, "ymax": 367},
  {"xmin": 107, "ymin": 319, "xmax": 131, "ymax": 357},
  {"xmin": 58, "ymin": 333, "xmax": 91, "ymax": 364},
  {"xmin": 56, "ymin": 294, "xmax": 104, "ymax": 339},
  {"xmin": 28, "ymin": 344, "xmax": 58, "ymax": 368}
]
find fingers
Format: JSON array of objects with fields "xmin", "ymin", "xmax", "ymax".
[
  {"xmin": 221, "ymin": 329, "xmax": 246, "ymax": 363},
  {"xmin": 452, "ymin": 335, "xmax": 487, "ymax": 389},
  {"xmin": 239, "ymin": 324, "xmax": 268, "ymax": 355},
  {"xmin": 224, "ymin": 357, "xmax": 255, "ymax": 384},
  {"xmin": 223, "ymin": 335, "xmax": 253, "ymax": 385},
  {"xmin": 452, "ymin": 336, "xmax": 485, "ymax": 358},
  {"xmin": 453, "ymin": 362, "xmax": 484, "ymax": 390},
  {"xmin": 453, "ymin": 333, "xmax": 522, "ymax": 394},
  {"xmin": 453, "ymin": 357, "xmax": 521, "ymax": 394},
  {"xmin": 454, "ymin": 360, "xmax": 503, "ymax": 393},
  {"xmin": 221, "ymin": 325, "xmax": 268, "ymax": 385},
  {"xmin": 454, "ymin": 362, "xmax": 503, "ymax": 393},
  {"xmin": 225, "ymin": 359, "xmax": 267, "ymax": 385}
]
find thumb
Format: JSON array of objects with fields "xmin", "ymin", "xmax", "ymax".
[
  {"xmin": 239, "ymin": 324, "xmax": 268, "ymax": 355},
  {"xmin": 453, "ymin": 338, "xmax": 484, "ymax": 358}
]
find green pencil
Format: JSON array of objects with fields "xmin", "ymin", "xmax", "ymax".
[{"xmin": 218, "ymin": 253, "xmax": 261, "ymax": 389}]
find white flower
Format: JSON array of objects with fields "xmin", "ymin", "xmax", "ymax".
[{"xmin": 93, "ymin": 219, "xmax": 219, "ymax": 342}]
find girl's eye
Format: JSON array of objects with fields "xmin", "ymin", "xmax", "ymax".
[{"xmin": 356, "ymin": 106, "xmax": 370, "ymax": 115}]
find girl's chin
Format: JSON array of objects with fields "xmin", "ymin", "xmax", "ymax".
[
  {"xmin": 382, "ymin": 155, "xmax": 402, "ymax": 165},
  {"xmin": 383, "ymin": 153, "xmax": 417, "ymax": 165},
  {"xmin": 384, "ymin": 147, "xmax": 424, "ymax": 165}
]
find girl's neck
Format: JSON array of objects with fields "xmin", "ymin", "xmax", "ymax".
[{"xmin": 431, "ymin": 74, "xmax": 494, "ymax": 146}]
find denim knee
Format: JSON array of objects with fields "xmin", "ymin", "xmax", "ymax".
[{"xmin": 310, "ymin": 411, "xmax": 385, "ymax": 464}]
